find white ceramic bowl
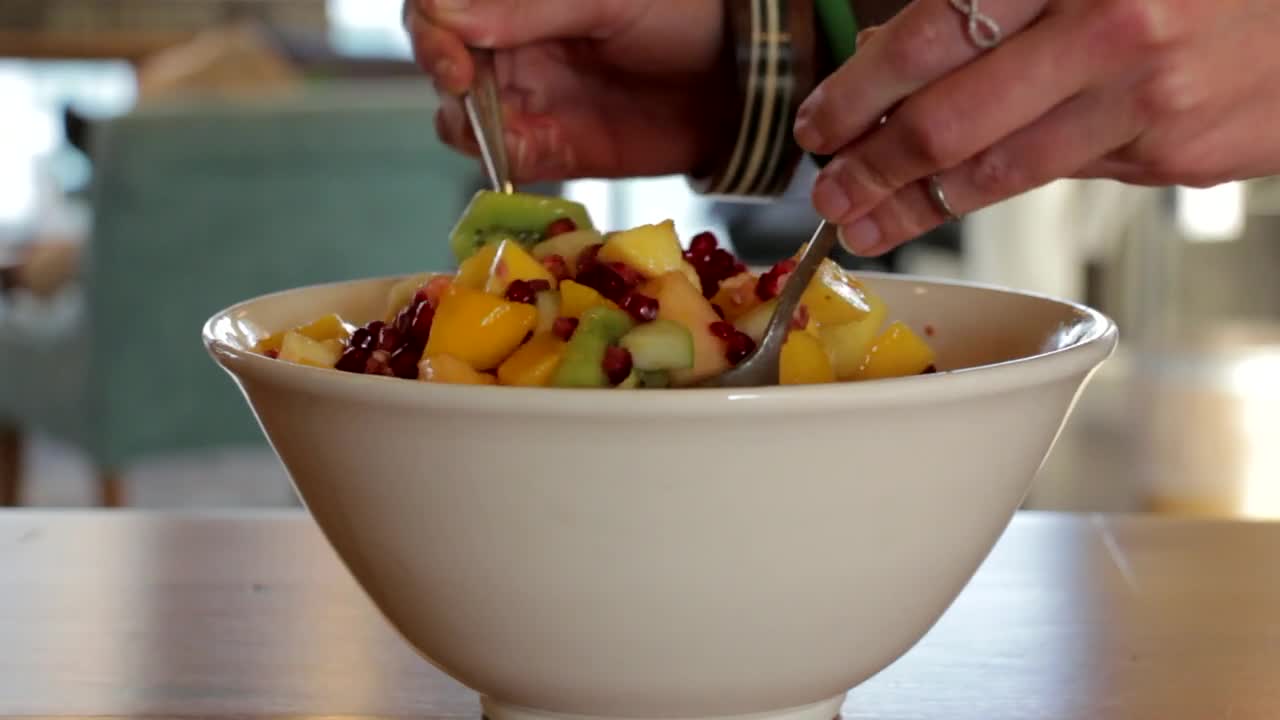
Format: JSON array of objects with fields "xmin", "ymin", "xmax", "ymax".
[{"xmin": 204, "ymin": 271, "xmax": 1117, "ymax": 720}]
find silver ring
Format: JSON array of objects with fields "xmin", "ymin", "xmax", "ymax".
[
  {"xmin": 949, "ymin": 0, "xmax": 1003, "ymax": 49},
  {"xmin": 928, "ymin": 175, "xmax": 961, "ymax": 222}
]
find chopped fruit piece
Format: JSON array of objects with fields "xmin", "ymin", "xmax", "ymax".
[
  {"xmin": 335, "ymin": 346, "xmax": 370, "ymax": 373},
  {"xmin": 616, "ymin": 370, "xmax": 643, "ymax": 389},
  {"xmin": 552, "ymin": 306, "xmax": 635, "ymax": 388},
  {"xmin": 545, "ymin": 217, "xmax": 578, "ymax": 237},
  {"xmin": 602, "ymin": 346, "xmax": 634, "ymax": 385},
  {"xmin": 638, "ymin": 271, "xmax": 729, "ymax": 385},
  {"xmin": 424, "ymin": 286, "xmax": 539, "ymax": 370},
  {"xmin": 388, "ymin": 345, "xmax": 422, "ymax": 379},
  {"xmin": 598, "ymin": 220, "xmax": 687, "ymax": 279},
  {"xmin": 497, "ymin": 334, "xmax": 567, "ymax": 387},
  {"xmin": 559, "ymin": 279, "xmax": 620, "ymax": 319},
  {"xmin": 455, "ymin": 241, "xmax": 502, "ymax": 290},
  {"xmin": 394, "ymin": 298, "xmax": 436, "ymax": 345},
  {"xmin": 533, "ymin": 290, "xmax": 560, "ymax": 335},
  {"xmin": 486, "ymin": 240, "xmax": 556, "ymax": 296},
  {"xmin": 419, "ymin": 354, "xmax": 498, "ymax": 385},
  {"xmin": 799, "ymin": 260, "xmax": 872, "ymax": 326},
  {"xmin": 618, "ymin": 319, "xmax": 694, "ymax": 371},
  {"xmin": 639, "ymin": 370, "xmax": 671, "ymax": 388},
  {"xmin": 531, "ymin": 229, "xmax": 604, "ymax": 273},
  {"xmin": 450, "ymin": 190, "xmax": 594, "ymax": 263},
  {"xmin": 780, "ymin": 330, "xmax": 836, "ymax": 385},
  {"xmin": 277, "ymin": 331, "xmax": 345, "ymax": 369},
  {"xmin": 756, "ymin": 258, "xmax": 797, "ymax": 301},
  {"xmin": 710, "ymin": 272, "xmax": 762, "ymax": 321},
  {"xmin": 541, "ymin": 253, "xmax": 571, "ymax": 281},
  {"xmin": 255, "ymin": 313, "xmax": 350, "ymax": 354},
  {"xmin": 733, "ymin": 299, "xmax": 814, "ymax": 344},
  {"xmin": 383, "ymin": 274, "xmax": 431, "ymax": 322},
  {"xmin": 819, "ymin": 292, "xmax": 888, "ymax": 380},
  {"xmin": 852, "ymin": 321, "xmax": 938, "ymax": 381},
  {"xmin": 575, "ymin": 254, "xmax": 641, "ymax": 303}
]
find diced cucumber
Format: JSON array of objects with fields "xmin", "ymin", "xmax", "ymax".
[
  {"xmin": 551, "ymin": 306, "xmax": 635, "ymax": 388},
  {"xmin": 618, "ymin": 319, "xmax": 695, "ymax": 371},
  {"xmin": 639, "ymin": 370, "xmax": 670, "ymax": 388},
  {"xmin": 534, "ymin": 290, "xmax": 560, "ymax": 336}
]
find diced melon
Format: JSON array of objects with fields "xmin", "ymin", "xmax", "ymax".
[
  {"xmin": 559, "ymin": 279, "xmax": 619, "ymax": 319},
  {"xmin": 779, "ymin": 330, "xmax": 835, "ymax": 385},
  {"xmin": 277, "ymin": 331, "xmax": 344, "ymax": 369},
  {"xmin": 531, "ymin": 229, "xmax": 603, "ymax": 273},
  {"xmin": 255, "ymin": 313, "xmax": 350, "ymax": 354},
  {"xmin": 534, "ymin": 290, "xmax": 560, "ymax": 336},
  {"xmin": 597, "ymin": 220, "xmax": 685, "ymax": 279},
  {"xmin": 819, "ymin": 292, "xmax": 888, "ymax": 380},
  {"xmin": 799, "ymin": 260, "xmax": 872, "ymax": 326},
  {"xmin": 850, "ymin": 321, "xmax": 937, "ymax": 380},
  {"xmin": 710, "ymin": 272, "xmax": 762, "ymax": 321},
  {"xmin": 497, "ymin": 334, "xmax": 567, "ymax": 387},
  {"xmin": 485, "ymin": 239, "xmax": 556, "ymax": 295},
  {"xmin": 419, "ymin": 354, "xmax": 498, "ymax": 385},
  {"xmin": 425, "ymin": 286, "xmax": 539, "ymax": 370},
  {"xmin": 733, "ymin": 299, "xmax": 816, "ymax": 345},
  {"xmin": 677, "ymin": 260, "xmax": 703, "ymax": 292},
  {"xmin": 637, "ymin": 271, "xmax": 729, "ymax": 385}
]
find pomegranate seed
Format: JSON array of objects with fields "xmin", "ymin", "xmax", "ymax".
[
  {"xmin": 725, "ymin": 331, "xmax": 756, "ymax": 365},
  {"xmin": 709, "ymin": 321, "xmax": 736, "ymax": 341},
  {"xmin": 406, "ymin": 301, "xmax": 435, "ymax": 344},
  {"xmin": 376, "ymin": 325, "xmax": 403, "ymax": 352},
  {"xmin": 618, "ymin": 290, "xmax": 659, "ymax": 322},
  {"xmin": 546, "ymin": 218, "xmax": 577, "ymax": 238},
  {"xmin": 335, "ymin": 347, "xmax": 370, "ymax": 374},
  {"xmin": 504, "ymin": 279, "xmax": 553, "ymax": 305},
  {"xmin": 791, "ymin": 304, "xmax": 810, "ymax": 330},
  {"xmin": 366, "ymin": 349, "xmax": 394, "ymax": 376},
  {"xmin": 576, "ymin": 261, "xmax": 630, "ymax": 302},
  {"xmin": 542, "ymin": 254, "xmax": 570, "ymax": 281},
  {"xmin": 689, "ymin": 231, "xmax": 718, "ymax": 257},
  {"xmin": 264, "ymin": 348, "xmax": 280, "ymax": 359},
  {"xmin": 350, "ymin": 326, "xmax": 376, "ymax": 350},
  {"xmin": 924, "ymin": 324, "xmax": 936, "ymax": 337},
  {"xmin": 552, "ymin": 317, "xmax": 579, "ymax": 341},
  {"xmin": 423, "ymin": 276, "xmax": 452, "ymax": 306},
  {"xmin": 756, "ymin": 258, "xmax": 797, "ymax": 301},
  {"xmin": 922, "ymin": 365, "xmax": 938, "ymax": 375},
  {"xmin": 602, "ymin": 346, "xmax": 633, "ymax": 385},
  {"xmin": 389, "ymin": 345, "xmax": 422, "ymax": 379},
  {"xmin": 576, "ymin": 244, "xmax": 603, "ymax": 272},
  {"xmin": 608, "ymin": 262, "xmax": 644, "ymax": 288}
]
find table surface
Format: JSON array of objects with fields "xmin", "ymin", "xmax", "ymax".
[{"xmin": 1, "ymin": 510, "xmax": 1277, "ymax": 720}]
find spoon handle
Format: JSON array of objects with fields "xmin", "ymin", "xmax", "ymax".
[
  {"xmin": 755, "ymin": 221, "xmax": 841, "ymax": 362},
  {"xmin": 463, "ymin": 48, "xmax": 514, "ymax": 194}
]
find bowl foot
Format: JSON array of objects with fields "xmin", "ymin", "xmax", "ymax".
[{"xmin": 480, "ymin": 694, "xmax": 845, "ymax": 720}]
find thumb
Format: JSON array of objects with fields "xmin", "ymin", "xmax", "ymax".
[{"xmin": 418, "ymin": 0, "xmax": 640, "ymax": 48}]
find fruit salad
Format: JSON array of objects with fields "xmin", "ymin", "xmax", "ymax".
[{"xmin": 254, "ymin": 191, "xmax": 937, "ymax": 388}]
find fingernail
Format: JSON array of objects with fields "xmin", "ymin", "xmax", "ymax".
[
  {"xmin": 838, "ymin": 218, "xmax": 881, "ymax": 256},
  {"xmin": 812, "ymin": 175, "xmax": 850, "ymax": 222}
]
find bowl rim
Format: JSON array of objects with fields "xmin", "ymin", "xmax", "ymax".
[{"xmin": 202, "ymin": 270, "xmax": 1119, "ymax": 417}]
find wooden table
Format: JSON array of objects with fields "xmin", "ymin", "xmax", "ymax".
[{"xmin": 2, "ymin": 510, "xmax": 1277, "ymax": 719}]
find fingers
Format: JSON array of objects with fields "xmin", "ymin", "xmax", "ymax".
[
  {"xmin": 417, "ymin": 0, "xmax": 641, "ymax": 48},
  {"xmin": 794, "ymin": 0, "xmax": 1049, "ymax": 156},
  {"xmin": 837, "ymin": 88, "xmax": 1141, "ymax": 257},
  {"xmin": 810, "ymin": 9, "xmax": 1103, "ymax": 227},
  {"xmin": 406, "ymin": 6, "xmax": 472, "ymax": 94}
]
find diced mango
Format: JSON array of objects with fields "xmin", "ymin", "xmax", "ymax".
[
  {"xmin": 277, "ymin": 331, "xmax": 344, "ymax": 369},
  {"xmin": 485, "ymin": 239, "xmax": 556, "ymax": 295},
  {"xmin": 799, "ymin": 260, "xmax": 871, "ymax": 326},
  {"xmin": 419, "ymin": 354, "xmax": 498, "ymax": 385},
  {"xmin": 710, "ymin": 272, "xmax": 762, "ymax": 321},
  {"xmin": 638, "ymin": 271, "xmax": 729, "ymax": 385},
  {"xmin": 677, "ymin": 260, "xmax": 703, "ymax": 292},
  {"xmin": 424, "ymin": 286, "xmax": 539, "ymax": 370},
  {"xmin": 597, "ymin": 220, "xmax": 685, "ymax": 278},
  {"xmin": 851, "ymin": 321, "xmax": 937, "ymax": 381},
  {"xmin": 256, "ymin": 313, "xmax": 350, "ymax": 354},
  {"xmin": 559, "ymin": 279, "xmax": 619, "ymax": 319},
  {"xmin": 454, "ymin": 241, "xmax": 502, "ymax": 290},
  {"xmin": 779, "ymin": 329, "xmax": 835, "ymax": 385},
  {"xmin": 819, "ymin": 292, "xmax": 888, "ymax": 380},
  {"xmin": 497, "ymin": 333, "xmax": 567, "ymax": 387}
]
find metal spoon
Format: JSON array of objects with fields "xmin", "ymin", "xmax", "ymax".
[
  {"xmin": 698, "ymin": 221, "xmax": 841, "ymax": 388},
  {"xmin": 463, "ymin": 48, "xmax": 514, "ymax": 194}
]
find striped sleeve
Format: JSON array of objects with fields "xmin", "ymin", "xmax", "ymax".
[{"xmin": 689, "ymin": 0, "xmax": 820, "ymax": 200}]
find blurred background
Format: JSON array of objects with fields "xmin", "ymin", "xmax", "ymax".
[{"xmin": 1, "ymin": 0, "xmax": 1276, "ymax": 519}]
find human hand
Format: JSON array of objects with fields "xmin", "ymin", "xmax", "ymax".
[
  {"xmin": 793, "ymin": 0, "xmax": 1280, "ymax": 256},
  {"xmin": 404, "ymin": 0, "xmax": 733, "ymax": 184}
]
